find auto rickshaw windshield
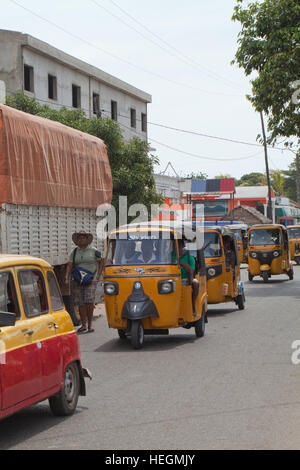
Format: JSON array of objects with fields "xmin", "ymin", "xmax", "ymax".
[
  {"xmin": 249, "ymin": 228, "xmax": 282, "ymax": 246},
  {"xmin": 203, "ymin": 232, "xmax": 222, "ymax": 258},
  {"xmin": 288, "ymin": 228, "xmax": 300, "ymax": 239},
  {"xmin": 105, "ymin": 231, "xmax": 178, "ymax": 266}
]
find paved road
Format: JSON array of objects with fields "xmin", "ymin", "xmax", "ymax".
[{"xmin": 1, "ymin": 265, "xmax": 300, "ymax": 450}]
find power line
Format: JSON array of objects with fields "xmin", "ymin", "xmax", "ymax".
[
  {"xmin": 146, "ymin": 121, "xmax": 296, "ymax": 152},
  {"xmin": 9, "ymin": 0, "xmax": 240, "ymax": 98},
  {"xmin": 149, "ymin": 137, "xmax": 265, "ymax": 162},
  {"xmin": 107, "ymin": 0, "xmax": 243, "ymax": 90},
  {"xmin": 91, "ymin": 0, "xmax": 244, "ymax": 92},
  {"xmin": 101, "ymin": 111, "xmax": 266, "ymax": 162},
  {"xmin": 6, "ymin": 87, "xmax": 296, "ymax": 156}
]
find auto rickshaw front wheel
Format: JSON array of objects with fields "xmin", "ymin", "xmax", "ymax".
[
  {"xmin": 262, "ymin": 271, "xmax": 269, "ymax": 283},
  {"xmin": 131, "ymin": 320, "xmax": 144, "ymax": 349}
]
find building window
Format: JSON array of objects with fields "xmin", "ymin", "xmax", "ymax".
[
  {"xmin": 141, "ymin": 113, "xmax": 147, "ymax": 132},
  {"xmin": 93, "ymin": 93, "xmax": 100, "ymax": 116},
  {"xmin": 48, "ymin": 74, "xmax": 57, "ymax": 100},
  {"xmin": 24, "ymin": 65, "xmax": 34, "ymax": 92},
  {"xmin": 130, "ymin": 108, "xmax": 136, "ymax": 128},
  {"xmin": 111, "ymin": 100, "xmax": 118, "ymax": 121},
  {"xmin": 72, "ymin": 84, "xmax": 81, "ymax": 108}
]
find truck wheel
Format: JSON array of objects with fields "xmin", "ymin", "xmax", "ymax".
[
  {"xmin": 262, "ymin": 271, "xmax": 269, "ymax": 283},
  {"xmin": 195, "ymin": 308, "xmax": 206, "ymax": 338},
  {"xmin": 49, "ymin": 362, "xmax": 80, "ymax": 416},
  {"xmin": 131, "ymin": 320, "xmax": 144, "ymax": 349}
]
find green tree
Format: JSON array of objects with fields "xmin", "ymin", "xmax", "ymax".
[
  {"xmin": 282, "ymin": 156, "xmax": 299, "ymax": 201},
  {"xmin": 5, "ymin": 91, "xmax": 163, "ymax": 218},
  {"xmin": 214, "ymin": 174, "xmax": 233, "ymax": 179},
  {"xmin": 270, "ymin": 169, "xmax": 286, "ymax": 195},
  {"xmin": 232, "ymin": 0, "xmax": 300, "ymax": 147},
  {"xmin": 185, "ymin": 171, "xmax": 208, "ymax": 180},
  {"xmin": 237, "ymin": 172, "xmax": 267, "ymax": 186}
]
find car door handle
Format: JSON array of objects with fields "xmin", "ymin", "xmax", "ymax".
[{"xmin": 23, "ymin": 329, "xmax": 34, "ymax": 336}]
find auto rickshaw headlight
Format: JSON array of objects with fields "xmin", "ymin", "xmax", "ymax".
[
  {"xmin": 104, "ymin": 281, "xmax": 119, "ymax": 295},
  {"xmin": 158, "ymin": 280, "xmax": 175, "ymax": 294},
  {"xmin": 207, "ymin": 268, "xmax": 216, "ymax": 277},
  {"xmin": 134, "ymin": 282, "xmax": 142, "ymax": 289}
]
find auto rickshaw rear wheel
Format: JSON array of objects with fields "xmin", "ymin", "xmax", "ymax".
[
  {"xmin": 131, "ymin": 320, "xmax": 144, "ymax": 349},
  {"xmin": 236, "ymin": 293, "xmax": 245, "ymax": 310},
  {"xmin": 195, "ymin": 309, "xmax": 206, "ymax": 338},
  {"xmin": 118, "ymin": 329, "xmax": 127, "ymax": 339}
]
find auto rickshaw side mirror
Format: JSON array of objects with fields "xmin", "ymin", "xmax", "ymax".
[{"xmin": 0, "ymin": 312, "xmax": 17, "ymax": 327}]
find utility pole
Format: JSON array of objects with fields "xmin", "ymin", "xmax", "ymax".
[{"xmin": 260, "ymin": 111, "xmax": 273, "ymax": 222}]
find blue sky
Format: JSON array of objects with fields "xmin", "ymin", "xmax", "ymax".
[{"xmin": 1, "ymin": 0, "xmax": 295, "ymax": 178}]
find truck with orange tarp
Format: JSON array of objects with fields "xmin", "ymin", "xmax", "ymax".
[{"xmin": 0, "ymin": 104, "xmax": 112, "ymax": 313}]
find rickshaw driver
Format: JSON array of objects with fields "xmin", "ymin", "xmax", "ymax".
[
  {"xmin": 223, "ymin": 236, "xmax": 237, "ymax": 288},
  {"xmin": 120, "ymin": 240, "xmax": 138, "ymax": 264},
  {"xmin": 223, "ymin": 236, "xmax": 236, "ymax": 269},
  {"xmin": 178, "ymin": 238, "xmax": 200, "ymax": 314},
  {"xmin": 136, "ymin": 239, "xmax": 158, "ymax": 264}
]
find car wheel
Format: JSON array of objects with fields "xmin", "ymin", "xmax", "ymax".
[
  {"xmin": 131, "ymin": 320, "xmax": 144, "ymax": 349},
  {"xmin": 49, "ymin": 362, "xmax": 80, "ymax": 416}
]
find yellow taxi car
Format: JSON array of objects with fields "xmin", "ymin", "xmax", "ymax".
[{"xmin": 0, "ymin": 255, "xmax": 91, "ymax": 420}]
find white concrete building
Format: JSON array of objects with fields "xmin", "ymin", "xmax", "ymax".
[
  {"xmin": 154, "ymin": 174, "xmax": 189, "ymax": 203},
  {"xmin": 0, "ymin": 29, "xmax": 151, "ymax": 142}
]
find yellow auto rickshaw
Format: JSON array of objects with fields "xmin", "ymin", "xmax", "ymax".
[
  {"xmin": 103, "ymin": 223, "xmax": 207, "ymax": 349},
  {"xmin": 248, "ymin": 224, "xmax": 293, "ymax": 282},
  {"xmin": 225, "ymin": 224, "xmax": 248, "ymax": 263},
  {"xmin": 203, "ymin": 226, "xmax": 245, "ymax": 309},
  {"xmin": 287, "ymin": 225, "xmax": 300, "ymax": 265}
]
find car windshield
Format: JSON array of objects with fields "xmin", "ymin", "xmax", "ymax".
[
  {"xmin": 288, "ymin": 228, "xmax": 300, "ymax": 239},
  {"xmin": 203, "ymin": 232, "xmax": 222, "ymax": 258},
  {"xmin": 105, "ymin": 231, "xmax": 178, "ymax": 266},
  {"xmin": 249, "ymin": 228, "xmax": 281, "ymax": 246}
]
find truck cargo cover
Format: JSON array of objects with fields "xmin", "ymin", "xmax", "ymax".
[{"xmin": 0, "ymin": 104, "xmax": 112, "ymax": 208}]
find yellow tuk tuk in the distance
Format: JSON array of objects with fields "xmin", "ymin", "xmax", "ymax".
[
  {"xmin": 103, "ymin": 222, "xmax": 208, "ymax": 349},
  {"xmin": 203, "ymin": 226, "xmax": 246, "ymax": 310},
  {"xmin": 287, "ymin": 225, "xmax": 300, "ymax": 265},
  {"xmin": 225, "ymin": 224, "xmax": 248, "ymax": 263},
  {"xmin": 248, "ymin": 224, "xmax": 294, "ymax": 282}
]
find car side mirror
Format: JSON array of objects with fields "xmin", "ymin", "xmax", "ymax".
[{"xmin": 0, "ymin": 312, "xmax": 17, "ymax": 327}]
